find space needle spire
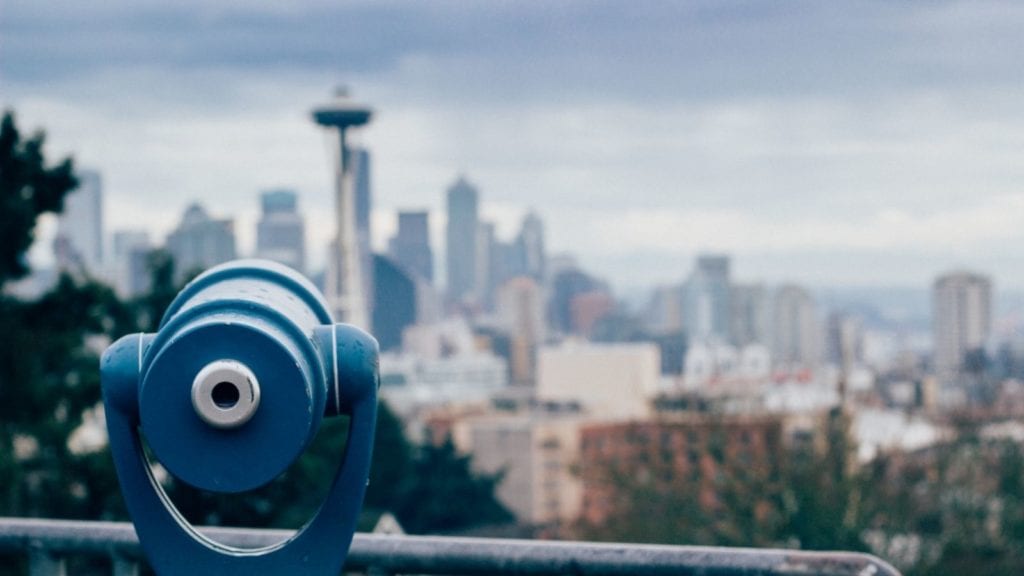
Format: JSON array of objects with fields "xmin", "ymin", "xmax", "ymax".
[{"xmin": 312, "ymin": 88, "xmax": 373, "ymax": 327}]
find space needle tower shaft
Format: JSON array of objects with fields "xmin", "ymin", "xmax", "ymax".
[{"xmin": 312, "ymin": 88, "xmax": 373, "ymax": 327}]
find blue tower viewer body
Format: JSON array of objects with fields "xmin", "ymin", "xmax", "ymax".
[{"xmin": 101, "ymin": 259, "xmax": 379, "ymax": 575}]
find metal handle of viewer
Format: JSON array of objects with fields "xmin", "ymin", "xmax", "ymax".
[{"xmin": 100, "ymin": 259, "xmax": 379, "ymax": 575}]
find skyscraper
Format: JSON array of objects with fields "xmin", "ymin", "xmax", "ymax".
[
  {"xmin": 548, "ymin": 267, "xmax": 606, "ymax": 336},
  {"xmin": 730, "ymin": 283, "xmax": 769, "ymax": 347},
  {"xmin": 683, "ymin": 255, "xmax": 732, "ymax": 343},
  {"xmin": 165, "ymin": 203, "xmax": 236, "ymax": 282},
  {"xmin": 111, "ymin": 230, "xmax": 151, "ymax": 297},
  {"xmin": 389, "ymin": 210, "xmax": 433, "ymax": 282},
  {"xmin": 55, "ymin": 169, "xmax": 103, "ymax": 273},
  {"xmin": 932, "ymin": 271, "xmax": 992, "ymax": 385},
  {"xmin": 372, "ymin": 254, "xmax": 417, "ymax": 352},
  {"xmin": 353, "ymin": 148, "xmax": 374, "ymax": 310},
  {"xmin": 497, "ymin": 276, "xmax": 545, "ymax": 384},
  {"xmin": 771, "ymin": 284, "xmax": 819, "ymax": 371},
  {"xmin": 825, "ymin": 312, "xmax": 864, "ymax": 368},
  {"xmin": 256, "ymin": 189, "xmax": 306, "ymax": 273},
  {"xmin": 476, "ymin": 221, "xmax": 496, "ymax": 309},
  {"xmin": 517, "ymin": 211, "xmax": 546, "ymax": 282},
  {"xmin": 445, "ymin": 176, "xmax": 480, "ymax": 305},
  {"xmin": 489, "ymin": 239, "xmax": 520, "ymax": 298},
  {"xmin": 644, "ymin": 284, "xmax": 684, "ymax": 335}
]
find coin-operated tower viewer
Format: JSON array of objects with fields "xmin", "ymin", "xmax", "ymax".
[{"xmin": 101, "ymin": 259, "xmax": 379, "ymax": 575}]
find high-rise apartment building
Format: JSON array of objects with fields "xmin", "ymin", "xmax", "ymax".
[
  {"xmin": 165, "ymin": 203, "xmax": 236, "ymax": 282},
  {"xmin": 111, "ymin": 230, "xmax": 151, "ymax": 297},
  {"xmin": 771, "ymin": 284, "xmax": 819, "ymax": 370},
  {"xmin": 684, "ymin": 255, "xmax": 732, "ymax": 343},
  {"xmin": 353, "ymin": 148, "xmax": 374, "ymax": 309},
  {"xmin": 445, "ymin": 176, "xmax": 480, "ymax": 305},
  {"xmin": 547, "ymin": 267, "xmax": 606, "ymax": 336},
  {"xmin": 389, "ymin": 210, "xmax": 433, "ymax": 282},
  {"xmin": 932, "ymin": 271, "xmax": 992, "ymax": 384},
  {"xmin": 255, "ymin": 189, "xmax": 305, "ymax": 273},
  {"xmin": 825, "ymin": 312, "xmax": 864, "ymax": 369},
  {"xmin": 497, "ymin": 276, "xmax": 545, "ymax": 384},
  {"xmin": 644, "ymin": 284, "xmax": 684, "ymax": 335},
  {"xmin": 517, "ymin": 211, "xmax": 546, "ymax": 282},
  {"xmin": 730, "ymin": 283, "xmax": 769, "ymax": 347},
  {"xmin": 372, "ymin": 254, "xmax": 418, "ymax": 352},
  {"xmin": 475, "ymin": 221, "xmax": 497, "ymax": 309},
  {"xmin": 55, "ymin": 169, "xmax": 104, "ymax": 273}
]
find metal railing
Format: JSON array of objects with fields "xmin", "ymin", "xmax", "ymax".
[{"xmin": 0, "ymin": 517, "xmax": 901, "ymax": 575}]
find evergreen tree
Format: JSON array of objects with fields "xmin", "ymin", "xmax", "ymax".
[
  {"xmin": 0, "ymin": 111, "xmax": 77, "ymax": 287},
  {"xmin": 390, "ymin": 438, "xmax": 513, "ymax": 534}
]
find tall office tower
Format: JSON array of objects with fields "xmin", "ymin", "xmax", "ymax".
[
  {"xmin": 683, "ymin": 254, "xmax": 732, "ymax": 343},
  {"xmin": 489, "ymin": 239, "xmax": 521, "ymax": 298},
  {"xmin": 570, "ymin": 291, "xmax": 615, "ymax": 338},
  {"xmin": 730, "ymin": 283, "xmax": 769, "ymax": 347},
  {"xmin": 517, "ymin": 211, "xmax": 546, "ymax": 282},
  {"xmin": 825, "ymin": 312, "xmax": 864, "ymax": 368},
  {"xmin": 771, "ymin": 284, "xmax": 820, "ymax": 371},
  {"xmin": 352, "ymin": 148, "xmax": 374, "ymax": 310},
  {"xmin": 933, "ymin": 271, "xmax": 992, "ymax": 385},
  {"xmin": 445, "ymin": 176, "xmax": 480, "ymax": 305},
  {"xmin": 548, "ymin": 267, "xmax": 606, "ymax": 336},
  {"xmin": 497, "ymin": 276, "xmax": 545, "ymax": 385},
  {"xmin": 312, "ymin": 89, "xmax": 373, "ymax": 327},
  {"xmin": 111, "ymin": 230, "xmax": 151, "ymax": 297},
  {"xmin": 475, "ymin": 222, "xmax": 496, "ymax": 310},
  {"xmin": 372, "ymin": 254, "xmax": 418, "ymax": 352},
  {"xmin": 388, "ymin": 210, "xmax": 433, "ymax": 282},
  {"xmin": 55, "ymin": 169, "xmax": 103, "ymax": 273},
  {"xmin": 644, "ymin": 284, "xmax": 684, "ymax": 335},
  {"xmin": 165, "ymin": 203, "xmax": 236, "ymax": 282},
  {"xmin": 255, "ymin": 189, "xmax": 306, "ymax": 273}
]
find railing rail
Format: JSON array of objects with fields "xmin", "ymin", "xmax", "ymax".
[{"xmin": 0, "ymin": 517, "xmax": 901, "ymax": 576}]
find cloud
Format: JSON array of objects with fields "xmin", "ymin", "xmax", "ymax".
[
  {"xmin": 7, "ymin": 1, "xmax": 1024, "ymax": 290},
  {"xmin": 5, "ymin": 1, "xmax": 1024, "ymax": 102},
  {"xmin": 588, "ymin": 194, "xmax": 1024, "ymax": 255}
]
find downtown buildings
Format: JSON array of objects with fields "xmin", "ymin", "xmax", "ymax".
[{"xmin": 932, "ymin": 270, "xmax": 993, "ymax": 399}]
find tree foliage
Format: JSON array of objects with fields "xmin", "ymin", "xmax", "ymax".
[
  {"xmin": 0, "ymin": 276, "xmax": 134, "ymax": 521},
  {"xmin": 0, "ymin": 111, "xmax": 125, "ymax": 524},
  {"xmin": 0, "ymin": 111, "xmax": 78, "ymax": 287},
  {"xmin": 389, "ymin": 438, "xmax": 513, "ymax": 534}
]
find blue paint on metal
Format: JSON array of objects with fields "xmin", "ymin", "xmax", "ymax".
[{"xmin": 100, "ymin": 259, "xmax": 379, "ymax": 575}]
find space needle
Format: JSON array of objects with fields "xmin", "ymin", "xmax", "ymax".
[{"xmin": 312, "ymin": 88, "xmax": 373, "ymax": 328}]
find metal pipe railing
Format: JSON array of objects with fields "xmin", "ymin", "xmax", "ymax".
[{"xmin": 0, "ymin": 517, "xmax": 901, "ymax": 575}]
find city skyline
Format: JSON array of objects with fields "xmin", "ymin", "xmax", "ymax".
[{"xmin": 6, "ymin": 2, "xmax": 1024, "ymax": 291}]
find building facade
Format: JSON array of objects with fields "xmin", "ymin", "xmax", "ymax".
[
  {"xmin": 445, "ymin": 176, "xmax": 480, "ymax": 305},
  {"xmin": 578, "ymin": 415, "xmax": 785, "ymax": 527},
  {"xmin": 55, "ymin": 169, "xmax": 104, "ymax": 273},
  {"xmin": 389, "ymin": 210, "xmax": 434, "ymax": 283},
  {"xmin": 453, "ymin": 413, "xmax": 585, "ymax": 527},
  {"xmin": 497, "ymin": 276, "xmax": 546, "ymax": 385},
  {"xmin": 255, "ymin": 189, "xmax": 305, "ymax": 273},
  {"xmin": 771, "ymin": 284, "xmax": 819, "ymax": 372},
  {"xmin": 932, "ymin": 271, "xmax": 992, "ymax": 387},
  {"xmin": 165, "ymin": 203, "xmax": 236, "ymax": 282},
  {"xmin": 111, "ymin": 230, "xmax": 151, "ymax": 297},
  {"xmin": 684, "ymin": 255, "xmax": 732, "ymax": 343},
  {"xmin": 538, "ymin": 342, "xmax": 661, "ymax": 419}
]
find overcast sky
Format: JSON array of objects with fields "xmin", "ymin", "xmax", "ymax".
[{"xmin": 4, "ymin": 1, "xmax": 1024, "ymax": 292}]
